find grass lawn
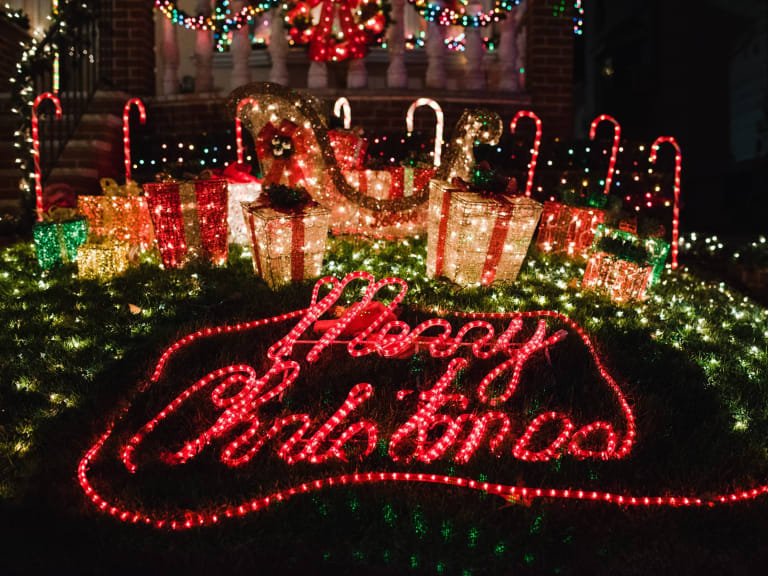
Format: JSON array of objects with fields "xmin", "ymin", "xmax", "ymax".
[{"xmin": 1, "ymin": 236, "xmax": 767, "ymax": 575}]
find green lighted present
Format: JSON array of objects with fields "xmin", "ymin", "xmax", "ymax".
[
  {"xmin": 582, "ymin": 224, "xmax": 669, "ymax": 302},
  {"xmin": 32, "ymin": 206, "xmax": 89, "ymax": 270}
]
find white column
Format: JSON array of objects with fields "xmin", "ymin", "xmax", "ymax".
[
  {"xmin": 194, "ymin": 0, "xmax": 214, "ymax": 92},
  {"xmin": 347, "ymin": 58, "xmax": 368, "ymax": 88},
  {"xmin": 307, "ymin": 61, "xmax": 328, "ymax": 88},
  {"xmin": 425, "ymin": 18, "xmax": 446, "ymax": 89},
  {"xmin": 386, "ymin": 0, "xmax": 407, "ymax": 89},
  {"xmin": 162, "ymin": 15, "xmax": 180, "ymax": 95},
  {"xmin": 268, "ymin": 8, "xmax": 289, "ymax": 85},
  {"xmin": 464, "ymin": 5, "xmax": 485, "ymax": 90},
  {"xmin": 230, "ymin": 0, "xmax": 252, "ymax": 89},
  {"xmin": 498, "ymin": 7, "xmax": 519, "ymax": 92}
]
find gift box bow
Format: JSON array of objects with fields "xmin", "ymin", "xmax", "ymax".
[
  {"xmin": 42, "ymin": 205, "xmax": 79, "ymax": 222},
  {"xmin": 255, "ymin": 120, "xmax": 308, "ymax": 188},
  {"xmin": 100, "ymin": 178, "xmax": 142, "ymax": 197}
]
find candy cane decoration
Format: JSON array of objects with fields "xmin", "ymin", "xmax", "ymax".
[
  {"xmin": 32, "ymin": 92, "xmax": 62, "ymax": 221},
  {"xmin": 510, "ymin": 110, "xmax": 542, "ymax": 198},
  {"xmin": 589, "ymin": 114, "xmax": 621, "ymax": 195},
  {"xmin": 123, "ymin": 98, "xmax": 146, "ymax": 183},
  {"xmin": 650, "ymin": 136, "xmax": 682, "ymax": 270},
  {"xmin": 333, "ymin": 97, "xmax": 351, "ymax": 130},
  {"xmin": 406, "ymin": 98, "xmax": 444, "ymax": 168},
  {"xmin": 236, "ymin": 98, "xmax": 259, "ymax": 165}
]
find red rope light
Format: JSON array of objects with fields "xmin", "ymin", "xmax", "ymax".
[
  {"xmin": 78, "ymin": 272, "xmax": 767, "ymax": 530},
  {"xmin": 589, "ymin": 114, "xmax": 621, "ymax": 196}
]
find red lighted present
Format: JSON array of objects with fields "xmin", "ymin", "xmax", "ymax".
[{"xmin": 143, "ymin": 178, "xmax": 228, "ymax": 268}]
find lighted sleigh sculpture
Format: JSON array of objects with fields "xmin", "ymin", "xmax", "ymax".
[
  {"xmin": 227, "ymin": 83, "xmax": 444, "ymax": 240},
  {"xmin": 78, "ymin": 271, "xmax": 647, "ymax": 530}
]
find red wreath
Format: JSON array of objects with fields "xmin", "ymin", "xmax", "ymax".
[{"xmin": 285, "ymin": 0, "xmax": 388, "ymax": 62}]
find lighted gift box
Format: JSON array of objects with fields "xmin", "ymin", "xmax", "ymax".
[
  {"xmin": 426, "ymin": 180, "xmax": 543, "ymax": 286},
  {"xmin": 328, "ymin": 166, "xmax": 434, "ymax": 238},
  {"xmin": 536, "ymin": 201, "xmax": 606, "ymax": 260},
  {"xmin": 32, "ymin": 210, "xmax": 89, "ymax": 270},
  {"xmin": 582, "ymin": 225, "xmax": 670, "ymax": 303},
  {"xmin": 242, "ymin": 196, "xmax": 330, "ymax": 290},
  {"xmin": 77, "ymin": 238, "xmax": 131, "ymax": 280},
  {"xmin": 328, "ymin": 129, "xmax": 367, "ymax": 170},
  {"xmin": 77, "ymin": 179, "xmax": 155, "ymax": 251},
  {"xmin": 143, "ymin": 178, "xmax": 229, "ymax": 269}
]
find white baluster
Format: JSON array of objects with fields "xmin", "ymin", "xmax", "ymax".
[
  {"xmin": 465, "ymin": 4, "xmax": 485, "ymax": 90},
  {"xmin": 498, "ymin": 6, "xmax": 519, "ymax": 92},
  {"xmin": 194, "ymin": 0, "xmax": 214, "ymax": 92},
  {"xmin": 161, "ymin": 15, "xmax": 180, "ymax": 95},
  {"xmin": 425, "ymin": 18, "xmax": 446, "ymax": 89},
  {"xmin": 386, "ymin": 0, "xmax": 407, "ymax": 89},
  {"xmin": 347, "ymin": 58, "xmax": 368, "ymax": 88},
  {"xmin": 230, "ymin": 0, "xmax": 252, "ymax": 89},
  {"xmin": 307, "ymin": 61, "xmax": 328, "ymax": 88},
  {"xmin": 268, "ymin": 8, "xmax": 289, "ymax": 85}
]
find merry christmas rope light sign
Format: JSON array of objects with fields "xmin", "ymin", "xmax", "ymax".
[{"xmin": 78, "ymin": 272, "xmax": 768, "ymax": 530}]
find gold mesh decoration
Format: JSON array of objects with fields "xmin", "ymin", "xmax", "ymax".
[
  {"xmin": 436, "ymin": 108, "xmax": 504, "ymax": 183},
  {"xmin": 227, "ymin": 83, "xmax": 430, "ymax": 215},
  {"xmin": 77, "ymin": 238, "xmax": 131, "ymax": 280},
  {"xmin": 426, "ymin": 179, "xmax": 543, "ymax": 286},
  {"xmin": 242, "ymin": 199, "xmax": 331, "ymax": 290}
]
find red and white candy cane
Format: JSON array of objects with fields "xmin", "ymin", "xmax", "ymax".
[
  {"xmin": 406, "ymin": 98, "xmax": 444, "ymax": 168},
  {"xmin": 589, "ymin": 114, "xmax": 621, "ymax": 195},
  {"xmin": 236, "ymin": 98, "xmax": 259, "ymax": 165},
  {"xmin": 32, "ymin": 92, "xmax": 62, "ymax": 221},
  {"xmin": 333, "ymin": 97, "xmax": 351, "ymax": 130},
  {"xmin": 510, "ymin": 110, "xmax": 542, "ymax": 198},
  {"xmin": 123, "ymin": 98, "xmax": 146, "ymax": 183},
  {"xmin": 650, "ymin": 136, "xmax": 682, "ymax": 270}
]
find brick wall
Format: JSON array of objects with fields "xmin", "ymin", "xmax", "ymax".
[
  {"xmin": 105, "ymin": 0, "xmax": 155, "ymax": 95},
  {"xmin": 0, "ymin": 19, "xmax": 29, "ymax": 92},
  {"xmin": 526, "ymin": 0, "xmax": 575, "ymax": 137}
]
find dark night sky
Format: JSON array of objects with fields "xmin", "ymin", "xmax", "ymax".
[{"xmin": 577, "ymin": 0, "xmax": 767, "ymax": 234}]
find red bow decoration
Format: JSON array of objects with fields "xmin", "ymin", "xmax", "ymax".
[
  {"xmin": 255, "ymin": 120, "xmax": 308, "ymax": 188},
  {"xmin": 222, "ymin": 162, "xmax": 261, "ymax": 184},
  {"xmin": 306, "ymin": 0, "xmax": 370, "ymax": 62}
]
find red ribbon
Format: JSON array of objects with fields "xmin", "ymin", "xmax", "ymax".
[
  {"xmin": 290, "ymin": 215, "xmax": 305, "ymax": 281},
  {"xmin": 254, "ymin": 120, "xmax": 307, "ymax": 188},
  {"xmin": 480, "ymin": 208, "xmax": 514, "ymax": 285},
  {"xmin": 389, "ymin": 167, "xmax": 405, "ymax": 200},
  {"xmin": 433, "ymin": 190, "xmax": 453, "ymax": 277}
]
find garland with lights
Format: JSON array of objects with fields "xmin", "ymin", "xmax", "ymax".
[
  {"xmin": 408, "ymin": 0, "xmax": 519, "ymax": 27},
  {"xmin": 10, "ymin": 0, "xmax": 93, "ymax": 226},
  {"xmin": 154, "ymin": 0, "xmax": 277, "ymax": 31}
]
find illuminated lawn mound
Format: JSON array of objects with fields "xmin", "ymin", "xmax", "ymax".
[{"xmin": 1, "ymin": 237, "xmax": 767, "ymax": 573}]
